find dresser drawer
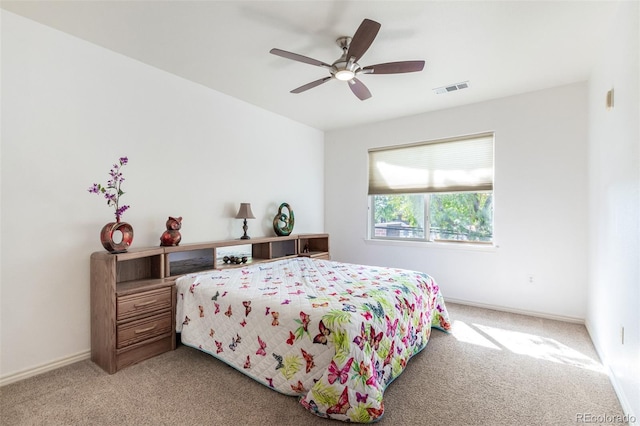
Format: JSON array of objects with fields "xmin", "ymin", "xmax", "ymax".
[
  {"xmin": 116, "ymin": 336, "xmax": 174, "ymax": 371},
  {"xmin": 116, "ymin": 311, "xmax": 172, "ymax": 349},
  {"xmin": 117, "ymin": 287, "xmax": 172, "ymax": 321}
]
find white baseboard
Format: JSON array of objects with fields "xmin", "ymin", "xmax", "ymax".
[
  {"xmin": 0, "ymin": 350, "xmax": 91, "ymax": 387},
  {"xmin": 444, "ymin": 297, "xmax": 585, "ymax": 324},
  {"xmin": 584, "ymin": 320, "xmax": 637, "ymax": 423}
]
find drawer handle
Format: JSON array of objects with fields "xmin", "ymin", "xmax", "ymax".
[
  {"xmin": 133, "ymin": 299, "xmax": 157, "ymax": 308},
  {"xmin": 134, "ymin": 325, "xmax": 157, "ymax": 334}
]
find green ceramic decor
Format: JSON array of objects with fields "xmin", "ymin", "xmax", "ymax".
[{"xmin": 273, "ymin": 203, "xmax": 294, "ymax": 236}]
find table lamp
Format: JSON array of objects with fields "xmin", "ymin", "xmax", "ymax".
[{"xmin": 235, "ymin": 203, "xmax": 255, "ymax": 239}]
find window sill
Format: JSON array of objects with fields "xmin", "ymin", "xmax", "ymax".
[{"xmin": 364, "ymin": 238, "xmax": 498, "ymax": 252}]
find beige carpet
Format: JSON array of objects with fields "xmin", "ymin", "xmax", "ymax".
[{"xmin": 1, "ymin": 303, "xmax": 624, "ymax": 425}]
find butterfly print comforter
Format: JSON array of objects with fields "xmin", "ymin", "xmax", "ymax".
[{"xmin": 175, "ymin": 257, "xmax": 450, "ymax": 422}]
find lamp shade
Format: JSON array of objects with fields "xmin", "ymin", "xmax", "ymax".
[{"xmin": 235, "ymin": 203, "xmax": 255, "ymax": 219}]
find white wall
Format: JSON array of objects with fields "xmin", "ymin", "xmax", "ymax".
[
  {"xmin": 0, "ymin": 11, "xmax": 324, "ymax": 379},
  {"xmin": 587, "ymin": 1, "xmax": 639, "ymax": 418},
  {"xmin": 325, "ymin": 83, "xmax": 589, "ymax": 321}
]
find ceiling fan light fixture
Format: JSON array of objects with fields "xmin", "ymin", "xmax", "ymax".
[
  {"xmin": 335, "ymin": 69, "xmax": 355, "ymax": 81},
  {"xmin": 270, "ymin": 18, "xmax": 425, "ymax": 100}
]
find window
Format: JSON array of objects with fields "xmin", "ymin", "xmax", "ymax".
[{"xmin": 369, "ymin": 133, "xmax": 494, "ymax": 243}]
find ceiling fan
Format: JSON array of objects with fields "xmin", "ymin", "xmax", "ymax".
[{"xmin": 270, "ymin": 18, "xmax": 425, "ymax": 101}]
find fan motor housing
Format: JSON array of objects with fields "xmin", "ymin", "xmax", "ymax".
[{"xmin": 332, "ymin": 36, "xmax": 360, "ymax": 80}]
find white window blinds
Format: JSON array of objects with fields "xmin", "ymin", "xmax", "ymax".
[{"xmin": 368, "ymin": 133, "xmax": 494, "ymax": 195}]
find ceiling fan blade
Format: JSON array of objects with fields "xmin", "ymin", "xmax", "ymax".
[
  {"xmin": 362, "ymin": 60, "xmax": 425, "ymax": 74},
  {"xmin": 291, "ymin": 77, "xmax": 332, "ymax": 94},
  {"xmin": 346, "ymin": 19, "xmax": 381, "ymax": 62},
  {"xmin": 270, "ymin": 48, "xmax": 332, "ymax": 69},
  {"xmin": 348, "ymin": 78, "xmax": 372, "ymax": 101}
]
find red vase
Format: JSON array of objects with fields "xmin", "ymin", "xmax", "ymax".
[{"xmin": 100, "ymin": 220, "xmax": 134, "ymax": 253}]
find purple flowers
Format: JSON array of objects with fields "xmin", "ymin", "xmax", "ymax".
[{"xmin": 88, "ymin": 156, "xmax": 130, "ymax": 221}]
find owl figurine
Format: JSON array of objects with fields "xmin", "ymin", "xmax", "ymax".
[{"xmin": 160, "ymin": 216, "xmax": 182, "ymax": 246}]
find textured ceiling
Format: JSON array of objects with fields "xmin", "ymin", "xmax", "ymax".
[{"xmin": 1, "ymin": 1, "xmax": 619, "ymax": 130}]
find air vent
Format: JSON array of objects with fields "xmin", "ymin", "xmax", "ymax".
[{"xmin": 433, "ymin": 81, "xmax": 470, "ymax": 94}]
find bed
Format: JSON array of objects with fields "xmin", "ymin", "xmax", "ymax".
[{"xmin": 175, "ymin": 256, "xmax": 450, "ymax": 422}]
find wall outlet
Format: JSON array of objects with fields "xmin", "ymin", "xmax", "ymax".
[{"xmin": 526, "ymin": 273, "xmax": 535, "ymax": 284}]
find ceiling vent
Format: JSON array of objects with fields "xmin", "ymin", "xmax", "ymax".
[{"xmin": 433, "ymin": 81, "xmax": 470, "ymax": 94}]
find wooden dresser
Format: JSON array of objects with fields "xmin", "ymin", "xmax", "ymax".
[{"xmin": 90, "ymin": 233, "xmax": 329, "ymax": 373}]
